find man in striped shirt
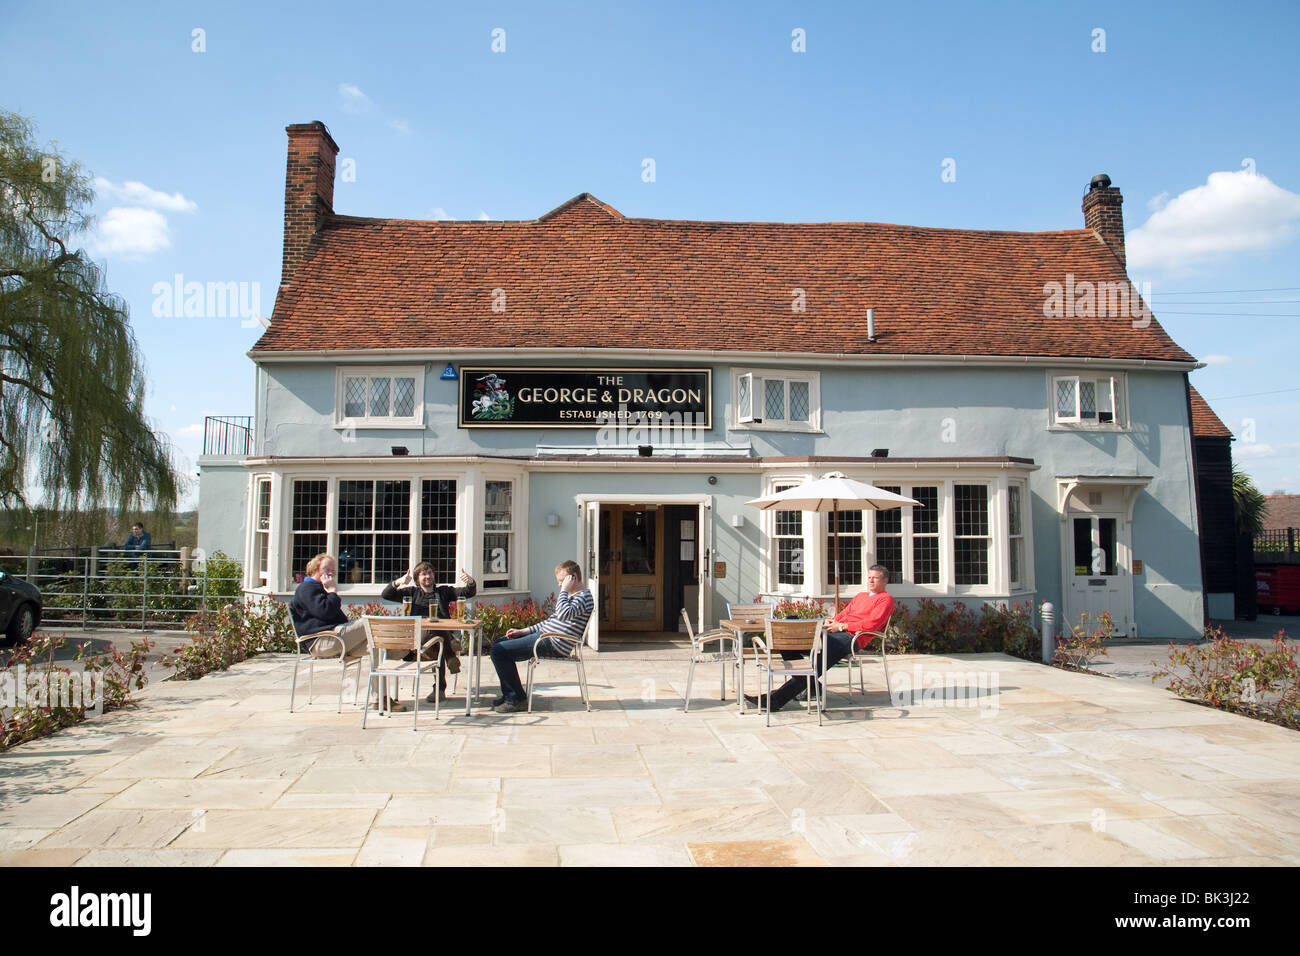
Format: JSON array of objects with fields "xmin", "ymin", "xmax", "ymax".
[{"xmin": 490, "ymin": 559, "xmax": 594, "ymax": 713}]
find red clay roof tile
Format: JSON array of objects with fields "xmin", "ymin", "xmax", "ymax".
[{"xmin": 253, "ymin": 193, "xmax": 1195, "ymax": 362}]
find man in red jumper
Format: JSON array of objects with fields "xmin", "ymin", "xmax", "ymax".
[{"xmin": 748, "ymin": 564, "xmax": 895, "ymax": 712}]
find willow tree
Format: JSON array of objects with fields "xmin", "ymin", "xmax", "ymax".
[{"xmin": 0, "ymin": 110, "xmax": 179, "ymax": 515}]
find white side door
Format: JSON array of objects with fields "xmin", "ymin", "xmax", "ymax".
[
  {"xmin": 1063, "ymin": 513, "xmax": 1133, "ymax": 637},
  {"xmin": 698, "ymin": 498, "xmax": 712, "ymax": 628},
  {"xmin": 583, "ymin": 499, "xmax": 602, "ymax": 650}
]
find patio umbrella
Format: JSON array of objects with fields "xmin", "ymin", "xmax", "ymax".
[{"xmin": 746, "ymin": 472, "xmax": 921, "ymax": 612}]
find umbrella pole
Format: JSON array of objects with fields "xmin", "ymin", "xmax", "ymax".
[{"xmin": 832, "ymin": 503, "xmax": 841, "ymax": 614}]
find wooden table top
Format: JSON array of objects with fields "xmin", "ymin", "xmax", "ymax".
[{"xmin": 419, "ymin": 618, "xmax": 484, "ymax": 629}]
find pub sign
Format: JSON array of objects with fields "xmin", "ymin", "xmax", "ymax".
[{"xmin": 459, "ymin": 367, "xmax": 712, "ymax": 429}]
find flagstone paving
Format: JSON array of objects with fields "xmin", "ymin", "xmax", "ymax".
[{"xmin": 1, "ymin": 649, "xmax": 1298, "ymax": 866}]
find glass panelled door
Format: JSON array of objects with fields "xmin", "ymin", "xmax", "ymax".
[
  {"xmin": 598, "ymin": 505, "xmax": 664, "ymax": 631},
  {"xmin": 1065, "ymin": 513, "xmax": 1131, "ymax": 636}
]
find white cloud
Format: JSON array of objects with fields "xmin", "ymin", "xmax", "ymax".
[
  {"xmin": 1127, "ymin": 169, "xmax": 1300, "ymax": 273},
  {"xmin": 89, "ymin": 207, "xmax": 170, "ymax": 257},
  {"xmin": 94, "ymin": 178, "xmax": 198, "ymax": 213},
  {"xmin": 477, "ymin": 211, "xmax": 490, "ymax": 221},
  {"xmin": 430, "ymin": 207, "xmax": 452, "ymax": 220},
  {"xmin": 1146, "ymin": 192, "xmax": 1169, "ymax": 212},
  {"xmin": 1237, "ymin": 441, "xmax": 1300, "ymax": 460},
  {"xmin": 339, "ymin": 82, "xmax": 372, "ymax": 113},
  {"xmin": 1201, "ymin": 354, "xmax": 1232, "ymax": 366},
  {"xmin": 174, "ymin": 423, "xmax": 204, "ymax": 441},
  {"xmin": 388, "ymin": 118, "xmax": 411, "ymax": 135}
]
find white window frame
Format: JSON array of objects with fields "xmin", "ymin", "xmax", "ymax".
[
  {"xmin": 335, "ymin": 477, "xmax": 414, "ymax": 586},
  {"xmin": 481, "ymin": 475, "xmax": 518, "ymax": 591},
  {"xmin": 1049, "ymin": 371, "xmax": 1127, "ymax": 430},
  {"xmin": 252, "ymin": 475, "xmax": 272, "ymax": 588},
  {"xmin": 733, "ymin": 369, "xmax": 821, "ymax": 432},
  {"xmin": 769, "ymin": 479, "xmax": 808, "ymax": 593},
  {"xmin": 335, "ymin": 365, "xmax": 425, "ymax": 428},
  {"xmin": 1008, "ymin": 480, "xmax": 1026, "ymax": 591},
  {"xmin": 952, "ymin": 482, "xmax": 993, "ymax": 591}
]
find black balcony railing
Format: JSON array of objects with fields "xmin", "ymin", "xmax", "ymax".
[{"xmin": 203, "ymin": 416, "xmax": 254, "ymax": 456}]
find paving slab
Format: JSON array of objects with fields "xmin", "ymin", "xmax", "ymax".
[{"xmin": 0, "ymin": 648, "xmax": 1296, "ymax": 865}]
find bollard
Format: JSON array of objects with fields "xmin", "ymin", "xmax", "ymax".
[{"xmin": 1040, "ymin": 602, "xmax": 1056, "ymax": 664}]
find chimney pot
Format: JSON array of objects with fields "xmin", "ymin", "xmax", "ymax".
[{"xmin": 1082, "ymin": 174, "xmax": 1125, "ymax": 269}]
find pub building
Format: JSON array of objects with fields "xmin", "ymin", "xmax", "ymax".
[{"xmin": 196, "ymin": 121, "xmax": 1215, "ymax": 648}]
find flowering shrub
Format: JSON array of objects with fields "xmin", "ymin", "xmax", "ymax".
[
  {"xmin": 886, "ymin": 599, "xmax": 1039, "ymax": 658},
  {"xmin": 167, "ymin": 596, "xmax": 297, "ymax": 680},
  {"xmin": 475, "ymin": 593, "xmax": 557, "ymax": 642},
  {"xmin": 346, "ymin": 601, "xmax": 397, "ymax": 620},
  {"xmin": 1, "ymin": 632, "xmax": 151, "ymax": 752},
  {"xmin": 771, "ymin": 597, "xmax": 827, "ymax": 620},
  {"xmin": 1154, "ymin": 626, "xmax": 1299, "ymax": 729},
  {"xmin": 1053, "ymin": 612, "xmax": 1113, "ymax": 669}
]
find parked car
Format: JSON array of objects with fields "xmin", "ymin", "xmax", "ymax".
[{"xmin": 0, "ymin": 569, "xmax": 42, "ymax": 644}]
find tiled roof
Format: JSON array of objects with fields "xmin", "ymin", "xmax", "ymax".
[
  {"xmin": 1188, "ymin": 385, "xmax": 1233, "ymax": 439},
  {"xmin": 1264, "ymin": 495, "xmax": 1300, "ymax": 530},
  {"xmin": 254, "ymin": 193, "xmax": 1195, "ymax": 362}
]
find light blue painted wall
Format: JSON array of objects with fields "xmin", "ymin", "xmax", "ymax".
[
  {"xmin": 245, "ymin": 358, "xmax": 1203, "ymax": 637},
  {"xmin": 196, "ymin": 457, "xmax": 248, "ymax": 566}
]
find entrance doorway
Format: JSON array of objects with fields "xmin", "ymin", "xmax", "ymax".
[
  {"xmin": 598, "ymin": 505, "xmax": 664, "ymax": 631},
  {"xmin": 1063, "ymin": 512, "xmax": 1134, "ymax": 636},
  {"xmin": 579, "ymin": 494, "xmax": 711, "ymax": 650}
]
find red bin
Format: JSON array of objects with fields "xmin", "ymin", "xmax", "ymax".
[{"xmin": 1256, "ymin": 564, "xmax": 1300, "ymax": 614}]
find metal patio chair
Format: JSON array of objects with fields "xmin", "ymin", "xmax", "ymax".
[
  {"xmin": 289, "ymin": 629, "xmax": 365, "ymax": 713},
  {"xmin": 681, "ymin": 608, "xmax": 740, "ymax": 712},
  {"xmin": 361, "ymin": 615, "xmax": 444, "ymax": 729},
  {"xmin": 752, "ymin": 618, "xmax": 827, "ymax": 727},
  {"xmin": 726, "ymin": 601, "xmax": 772, "ymax": 712},
  {"xmin": 843, "ymin": 611, "xmax": 897, "ymax": 700},
  {"xmin": 525, "ymin": 615, "xmax": 594, "ymax": 712}
]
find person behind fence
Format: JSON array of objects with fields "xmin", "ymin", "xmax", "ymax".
[
  {"xmin": 381, "ymin": 564, "xmax": 476, "ymax": 703},
  {"xmin": 489, "ymin": 559, "xmax": 592, "ymax": 713},
  {"xmin": 747, "ymin": 564, "xmax": 895, "ymax": 712},
  {"xmin": 124, "ymin": 522, "xmax": 151, "ymax": 553},
  {"xmin": 290, "ymin": 552, "xmax": 406, "ymax": 711}
]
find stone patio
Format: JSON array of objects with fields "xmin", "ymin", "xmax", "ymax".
[{"xmin": 2, "ymin": 647, "xmax": 1298, "ymax": 866}]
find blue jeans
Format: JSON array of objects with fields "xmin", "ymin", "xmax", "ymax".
[
  {"xmin": 490, "ymin": 634, "xmax": 566, "ymax": 703},
  {"xmin": 768, "ymin": 631, "xmax": 855, "ymax": 710}
]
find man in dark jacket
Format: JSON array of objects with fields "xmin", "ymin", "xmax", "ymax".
[{"xmin": 290, "ymin": 552, "xmax": 401, "ymax": 710}]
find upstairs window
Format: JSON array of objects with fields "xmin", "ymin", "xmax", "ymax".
[
  {"xmin": 336, "ymin": 366, "xmax": 423, "ymax": 427},
  {"xmin": 1052, "ymin": 373, "xmax": 1125, "ymax": 428},
  {"xmin": 734, "ymin": 370, "xmax": 820, "ymax": 431}
]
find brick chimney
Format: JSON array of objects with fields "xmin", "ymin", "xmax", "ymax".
[
  {"xmin": 1082, "ymin": 173, "xmax": 1125, "ymax": 269},
  {"xmin": 282, "ymin": 121, "xmax": 339, "ymax": 285}
]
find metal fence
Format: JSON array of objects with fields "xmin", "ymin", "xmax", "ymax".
[
  {"xmin": 204, "ymin": 415, "xmax": 254, "ymax": 456},
  {"xmin": 0, "ymin": 550, "xmax": 243, "ymax": 631},
  {"xmin": 1255, "ymin": 528, "xmax": 1300, "ymax": 562}
]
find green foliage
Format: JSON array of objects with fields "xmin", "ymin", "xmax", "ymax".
[
  {"xmin": 1, "ymin": 631, "xmax": 150, "ymax": 752},
  {"xmin": 168, "ymin": 596, "xmax": 296, "ymax": 680},
  {"xmin": 201, "ymin": 550, "xmax": 243, "ymax": 605},
  {"xmin": 475, "ymin": 593, "xmax": 557, "ymax": 642},
  {"xmin": 1233, "ymin": 467, "xmax": 1266, "ymax": 538},
  {"xmin": 0, "ymin": 109, "xmax": 180, "ymax": 513},
  {"xmin": 1154, "ymin": 626, "xmax": 1299, "ymax": 729},
  {"xmin": 890, "ymin": 599, "xmax": 1040, "ymax": 659}
]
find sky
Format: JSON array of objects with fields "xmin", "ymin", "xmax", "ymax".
[{"xmin": 2, "ymin": 0, "xmax": 1298, "ymax": 509}]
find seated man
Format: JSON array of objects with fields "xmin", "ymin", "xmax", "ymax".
[
  {"xmin": 290, "ymin": 552, "xmax": 404, "ymax": 711},
  {"xmin": 489, "ymin": 560, "xmax": 593, "ymax": 713},
  {"xmin": 381, "ymin": 564, "xmax": 476, "ymax": 702},
  {"xmin": 748, "ymin": 564, "xmax": 895, "ymax": 712}
]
